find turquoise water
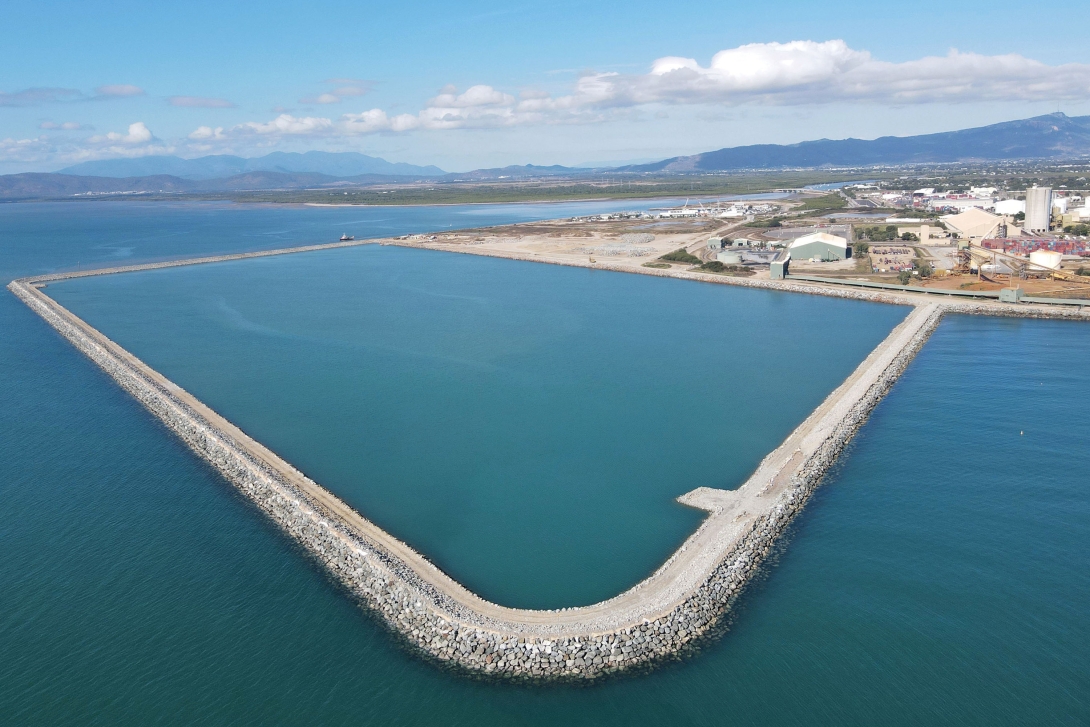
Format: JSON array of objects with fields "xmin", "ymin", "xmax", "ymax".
[
  {"xmin": 2, "ymin": 202, "xmax": 1089, "ymax": 724},
  {"xmin": 47, "ymin": 244, "xmax": 904, "ymax": 608}
]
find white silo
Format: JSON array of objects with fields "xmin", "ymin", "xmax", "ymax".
[{"xmin": 1025, "ymin": 187, "xmax": 1052, "ymax": 232}]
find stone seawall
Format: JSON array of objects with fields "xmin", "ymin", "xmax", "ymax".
[
  {"xmin": 27, "ymin": 238, "xmax": 376, "ymax": 285},
  {"xmin": 9, "ymin": 267, "xmax": 941, "ymax": 681}
]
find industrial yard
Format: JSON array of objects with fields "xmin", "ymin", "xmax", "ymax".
[{"xmin": 398, "ymin": 186, "xmax": 1090, "ymax": 302}]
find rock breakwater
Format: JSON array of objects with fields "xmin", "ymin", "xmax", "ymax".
[{"xmin": 9, "ymin": 258, "xmax": 941, "ymax": 681}]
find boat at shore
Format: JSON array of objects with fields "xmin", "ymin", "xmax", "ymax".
[{"xmin": 340, "ymin": 234, "xmax": 355, "ymax": 241}]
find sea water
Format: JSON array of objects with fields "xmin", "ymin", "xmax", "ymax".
[
  {"xmin": 2, "ymin": 201, "xmax": 1088, "ymax": 724},
  {"xmin": 46, "ymin": 243, "xmax": 904, "ymax": 608}
]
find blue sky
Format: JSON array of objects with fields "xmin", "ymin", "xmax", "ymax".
[{"xmin": 2, "ymin": 0, "xmax": 1089, "ymax": 173}]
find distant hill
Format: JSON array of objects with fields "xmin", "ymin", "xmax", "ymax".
[
  {"xmin": 0, "ymin": 171, "xmax": 435, "ymax": 200},
  {"xmin": 0, "ymin": 166, "xmax": 584, "ymax": 199},
  {"xmin": 58, "ymin": 151, "xmax": 445, "ymax": 179},
  {"xmin": 0, "ymin": 173, "xmax": 198, "ymax": 200},
  {"xmin": 442, "ymin": 164, "xmax": 583, "ymax": 181},
  {"xmin": 620, "ymin": 113, "xmax": 1090, "ymax": 172}
]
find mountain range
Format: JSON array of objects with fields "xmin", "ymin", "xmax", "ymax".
[
  {"xmin": 619, "ymin": 113, "xmax": 1090, "ymax": 172},
  {"xmin": 4, "ymin": 113, "xmax": 1090, "ymax": 200}
]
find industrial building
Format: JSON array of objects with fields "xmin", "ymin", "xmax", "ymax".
[
  {"xmin": 770, "ymin": 257, "xmax": 789, "ymax": 279},
  {"xmin": 716, "ymin": 249, "xmax": 743, "ymax": 264},
  {"xmin": 787, "ymin": 232, "xmax": 851, "ymax": 261},
  {"xmin": 896, "ymin": 223, "xmax": 946, "ymax": 242},
  {"xmin": 1029, "ymin": 249, "xmax": 1063, "ymax": 270},
  {"xmin": 1025, "ymin": 186, "xmax": 1052, "ymax": 232},
  {"xmin": 941, "ymin": 208, "xmax": 1003, "ymax": 242}
]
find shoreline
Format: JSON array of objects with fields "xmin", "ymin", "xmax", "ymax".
[{"xmin": 391, "ymin": 238, "xmax": 1090, "ymax": 321}]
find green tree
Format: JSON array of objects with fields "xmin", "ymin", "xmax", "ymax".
[
  {"xmin": 659, "ymin": 249, "xmax": 701, "ymax": 264},
  {"xmin": 898, "ymin": 270, "xmax": 912, "ymax": 285}
]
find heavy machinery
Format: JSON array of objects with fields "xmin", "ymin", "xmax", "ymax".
[{"xmin": 966, "ymin": 243, "xmax": 1090, "ymax": 292}]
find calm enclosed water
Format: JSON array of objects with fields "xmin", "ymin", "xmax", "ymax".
[
  {"xmin": 2, "ymin": 201, "xmax": 1089, "ymax": 724},
  {"xmin": 47, "ymin": 244, "xmax": 904, "ymax": 608}
]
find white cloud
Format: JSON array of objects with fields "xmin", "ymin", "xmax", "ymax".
[
  {"xmin": 428, "ymin": 84, "xmax": 515, "ymax": 108},
  {"xmin": 0, "ymin": 84, "xmax": 145, "ymax": 108},
  {"xmin": 169, "ymin": 95, "xmax": 235, "ymax": 108},
  {"xmin": 94, "ymin": 84, "xmax": 145, "ymax": 98},
  {"xmin": 300, "ymin": 78, "xmax": 373, "ymax": 105},
  {"xmin": 0, "ymin": 135, "xmax": 55, "ymax": 162},
  {"xmin": 39, "ymin": 121, "xmax": 88, "ymax": 130},
  {"xmin": 89, "ymin": 122, "xmax": 154, "ymax": 144},
  {"xmin": 8, "ymin": 39, "xmax": 1090, "ymax": 170},
  {"xmin": 341, "ymin": 109, "xmax": 401, "ymax": 133},
  {"xmin": 511, "ymin": 41, "xmax": 1090, "ymax": 111},
  {"xmin": 611, "ymin": 41, "xmax": 1090, "ymax": 105},
  {"xmin": 0, "ymin": 87, "xmax": 81, "ymax": 107},
  {"xmin": 188, "ymin": 125, "xmax": 226, "ymax": 140},
  {"xmin": 331, "ymin": 85, "xmax": 368, "ymax": 97},
  {"xmin": 234, "ymin": 114, "xmax": 334, "ymax": 135},
  {"xmin": 203, "ymin": 40, "xmax": 1090, "ymax": 142},
  {"xmin": 0, "ymin": 121, "xmax": 170, "ymax": 168}
]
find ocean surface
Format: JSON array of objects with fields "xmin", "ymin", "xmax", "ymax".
[
  {"xmin": 2, "ymin": 201, "xmax": 1089, "ymax": 724},
  {"xmin": 46, "ymin": 243, "xmax": 904, "ymax": 609}
]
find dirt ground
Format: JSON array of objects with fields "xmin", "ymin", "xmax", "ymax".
[
  {"xmin": 402, "ymin": 218, "xmax": 747, "ymax": 272},
  {"xmin": 394, "ymin": 212, "xmax": 1090, "ymax": 299},
  {"xmin": 868, "ymin": 245, "xmax": 915, "ymax": 272},
  {"xmin": 911, "ymin": 273, "xmax": 1090, "ymax": 299}
]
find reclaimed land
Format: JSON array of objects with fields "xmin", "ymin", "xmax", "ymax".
[
  {"xmin": 391, "ymin": 237, "xmax": 1090, "ymax": 321},
  {"xmin": 7, "ymin": 234, "xmax": 1087, "ymax": 681}
]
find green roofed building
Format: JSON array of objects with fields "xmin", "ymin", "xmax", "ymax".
[{"xmin": 788, "ymin": 232, "xmax": 851, "ymax": 261}]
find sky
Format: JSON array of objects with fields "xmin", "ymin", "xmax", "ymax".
[{"xmin": 2, "ymin": 0, "xmax": 1090, "ymax": 174}]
